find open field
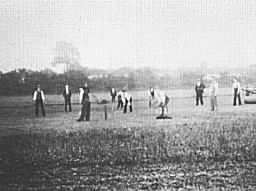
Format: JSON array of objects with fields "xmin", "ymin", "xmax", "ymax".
[{"xmin": 0, "ymin": 88, "xmax": 256, "ymax": 190}]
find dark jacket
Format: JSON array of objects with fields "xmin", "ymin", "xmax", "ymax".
[
  {"xmin": 195, "ymin": 83, "xmax": 205, "ymax": 95},
  {"xmin": 82, "ymin": 87, "xmax": 90, "ymax": 103},
  {"xmin": 110, "ymin": 88, "xmax": 117, "ymax": 97},
  {"xmin": 63, "ymin": 88, "xmax": 72, "ymax": 99}
]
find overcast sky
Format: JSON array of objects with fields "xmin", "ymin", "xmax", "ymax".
[{"xmin": 0, "ymin": 0, "xmax": 256, "ymax": 72}]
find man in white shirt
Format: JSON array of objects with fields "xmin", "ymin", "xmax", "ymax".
[
  {"xmin": 232, "ymin": 79, "xmax": 242, "ymax": 106},
  {"xmin": 209, "ymin": 79, "xmax": 218, "ymax": 111},
  {"xmin": 33, "ymin": 84, "xmax": 46, "ymax": 117},
  {"xmin": 148, "ymin": 88, "xmax": 170, "ymax": 116},
  {"xmin": 77, "ymin": 82, "xmax": 90, "ymax": 121},
  {"xmin": 123, "ymin": 90, "xmax": 133, "ymax": 113},
  {"xmin": 63, "ymin": 84, "xmax": 72, "ymax": 112},
  {"xmin": 148, "ymin": 87, "xmax": 155, "ymax": 108},
  {"xmin": 110, "ymin": 88, "xmax": 117, "ymax": 103}
]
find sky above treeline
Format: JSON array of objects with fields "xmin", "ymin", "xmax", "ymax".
[{"xmin": 0, "ymin": 0, "xmax": 256, "ymax": 72}]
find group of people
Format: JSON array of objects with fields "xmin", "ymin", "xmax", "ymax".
[
  {"xmin": 148, "ymin": 87, "xmax": 170, "ymax": 116},
  {"xmin": 32, "ymin": 82, "xmax": 90, "ymax": 121},
  {"xmin": 195, "ymin": 78, "xmax": 242, "ymax": 111},
  {"xmin": 32, "ymin": 77, "xmax": 244, "ymax": 120},
  {"xmin": 32, "ymin": 83, "xmax": 73, "ymax": 117},
  {"xmin": 110, "ymin": 88, "xmax": 133, "ymax": 113},
  {"xmin": 32, "ymin": 83, "xmax": 134, "ymax": 121}
]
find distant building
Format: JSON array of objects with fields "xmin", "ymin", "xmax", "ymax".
[
  {"xmin": 51, "ymin": 60, "xmax": 84, "ymax": 74},
  {"xmin": 204, "ymin": 74, "xmax": 221, "ymax": 81},
  {"xmin": 88, "ymin": 74, "xmax": 109, "ymax": 79},
  {"xmin": 50, "ymin": 63, "xmax": 66, "ymax": 74}
]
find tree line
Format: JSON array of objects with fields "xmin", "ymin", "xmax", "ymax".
[{"xmin": 0, "ymin": 67, "xmax": 252, "ymax": 96}]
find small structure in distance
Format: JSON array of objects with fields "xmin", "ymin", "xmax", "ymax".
[{"xmin": 51, "ymin": 41, "xmax": 81, "ymax": 74}]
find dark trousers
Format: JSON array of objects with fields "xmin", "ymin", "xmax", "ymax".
[
  {"xmin": 64, "ymin": 98, "xmax": 72, "ymax": 112},
  {"xmin": 117, "ymin": 99, "xmax": 123, "ymax": 109},
  {"xmin": 35, "ymin": 100, "xmax": 45, "ymax": 117},
  {"xmin": 196, "ymin": 93, "xmax": 203, "ymax": 105},
  {"xmin": 233, "ymin": 88, "xmax": 241, "ymax": 106},
  {"xmin": 123, "ymin": 99, "xmax": 132, "ymax": 113},
  {"xmin": 79, "ymin": 101, "xmax": 91, "ymax": 121},
  {"xmin": 210, "ymin": 96, "xmax": 218, "ymax": 111},
  {"xmin": 111, "ymin": 96, "xmax": 116, "ymax": 103}
]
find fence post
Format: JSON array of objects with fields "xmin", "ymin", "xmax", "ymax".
[{"xmin": 104, "ymin": 105, "xmax": 107, "ymax": 120}]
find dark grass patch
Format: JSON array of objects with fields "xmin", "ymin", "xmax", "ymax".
[{"xmin": 0, "ymin": 118, "xmax": 256, "ymax": 190}]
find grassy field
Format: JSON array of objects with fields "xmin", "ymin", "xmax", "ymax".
[{"xmin": 0, "ymin": 88, "xmax": 256, "ymax": 190}]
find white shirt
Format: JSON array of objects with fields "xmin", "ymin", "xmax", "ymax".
[
  {"xmin": 232, "ymin": 81, "xmax": 241, "ymax": 93},
  {"xmin": 123, "ymin": 92, "xmax": 132, "ymax": 105},
  {"xmin": 33, "ymin": 90, "xmax": 45, "ymax": 102},
  {"xmin": 65, "ymin": 86, "xmax": 69, "ymax": 95},
  {"xmin": 122, "ymin": 92, "xmax": 127, "ymax": 104},
  {"xmin": 209, "ymin": 82, "xmax": 218, "ymax": 96},
  {"xmin": 79, "ymin": 88, "xmax": 84, "ymax": 104},
  {"xmin": 148, "ymin": 88, "xmax": 155, "ymax": 98},
  {"xmin": 150, "ymin": 90, "xmax": 167, "ymax": 108},
  {"xmin": 117, "ymin": 91, "xmax": 122, "ymax": 97}
]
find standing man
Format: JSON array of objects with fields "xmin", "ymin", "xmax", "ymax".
[
  {"xmin": 123, "ymin": 90, "xmax": 133, "ymax": 113},
  {"xmin": 195, "ymin": 79, "xmax": 205, "ymax": 106},
  {"xmin": 63, "ymin": 84, "xmax": 72, "ymax": 112},
  {"xmin": 148, "ymin": 88, "xmax": 170, "ymax": 117},
  {"xmin": 110, "ymin": 88, "xmax": 117, "ymax": 103},
  {"xmin": 117, "ymin": 90, "xmax": 123, "ymax": 110},
  {"xmin": 77, "ymin": 82, "xmax": 90, "ymax": 121},
  {"xmin": 33, "ymin": 84, "xmax": 46, "ymax": 117},
  {"xmin": 232, "ymin": 79, "xmax": 242, "ymax": 106},
  {"xmin": 209, "ymin": 78, "xmax": 218, "ymax": 111},
  {"xmin": 148, "ymin": 87, "xmax": 155, "ymax": 108},
  {"xmin": 110, "ymin": 87, "xmax": 117, "ymax": 111}
]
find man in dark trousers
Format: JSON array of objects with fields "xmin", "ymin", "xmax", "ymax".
[
  {"xmin": 232, "ymin": 79, "xmax": 242, "ymax": 106},
  {"xmin": 117, "ymin": 90, "xmax": 123, "ymax": 110},
  {"xmin": 77, "ymin": 82, "xmax": 90, "ymax": 121},
  {"xmin": 110, "ymin": 88, "xmax": 117, "ymax": 103},
  {"xmin": 195, "ymin": 79, "xmax": 205, "ymax": 106},
  {"xmin": 123, "ymin": 90, "xmax": 133, "ymax": 113},
  {"xmin": 33, "ymin": 84, "xmax": 46, "ymax": 117},
  {"xmin": 63, "ymin": 84, "xmax": 72, "ymax": 112},
  {"xmin": 148, "ymin": 87, "xmax": 155, "ymax": 108},
  {"xmin": 110, "ymin": 87, "xmax": 117, "ymax": 111}
]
